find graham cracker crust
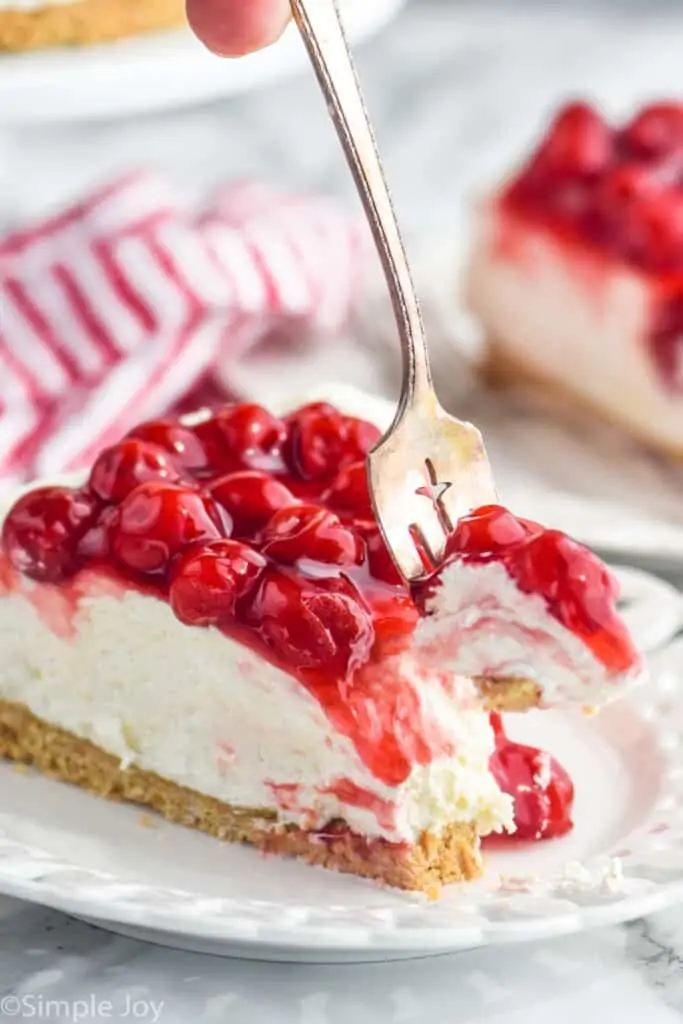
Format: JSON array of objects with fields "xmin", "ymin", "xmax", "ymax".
[
  {"xmin": 0, "ymin": 699, "xmax": 481, "ymax": 895},
  {"xmin": 478, "ymin": 676, "xmax": 542, "ymax": 712},
  {"xmin": 482, "ymin": 341, "xmax": 683, "ymax": 462},
  {"xmin": 0, "ymin": 0, "xmax": 185, "ymax": 51}
]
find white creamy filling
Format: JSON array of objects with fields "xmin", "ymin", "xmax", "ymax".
[
  {"xmin": 0, "ymin": 574, "xmax": 512, "ymax": 844},
  {"xmin": 467, "ymin": 201, "xmax": 683, "ymax": 450},
  {"xmin": 416, "ymin": 559, "xmax": 642, "ymax": 707}
]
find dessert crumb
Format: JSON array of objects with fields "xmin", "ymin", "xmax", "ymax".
[
  {"xmin": 561, "ymin": 860, "xmax": 593, "ymax": 885},
  {"xmin": 138, "ymin": 813, "xmax": 157, "ymax": 829},
  {"xmin": 498, "ymin": 874, "xmax": 537, "ymax": 893},
  {"xmin": 602, "ymin": 857, "xmax": 624, "ymax": 892}
]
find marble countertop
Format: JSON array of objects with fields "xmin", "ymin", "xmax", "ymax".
[
  {"xmin": 2, "ymin": 895, "xmax": 683, "ymax": 1023},
  {"xmin": 4, "ymin": 0, "xmax": 683, "ymax": 1015}
]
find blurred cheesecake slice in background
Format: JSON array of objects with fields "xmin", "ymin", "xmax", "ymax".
[
  {"xmin": 0, "ymin": 0, "xmax": 185, "ymax": 50},
  {"xmin": 467, "ymin": 100, "xmax": 683, "ymax": 459}
]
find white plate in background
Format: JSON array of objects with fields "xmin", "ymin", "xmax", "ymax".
[{"xmin": 0, "ymin": 0, "xmax": 405, "ymax": 123}]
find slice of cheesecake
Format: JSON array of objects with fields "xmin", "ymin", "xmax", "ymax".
[
  {"xmin": 0, "ymin": 396, "xmax": 642, "ymax": 893},
  {"xmin": 467, "ymin": 101, "xmax": 683, "ymax": 457}
]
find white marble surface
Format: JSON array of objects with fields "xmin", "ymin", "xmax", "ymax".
[
  {"xmin": 1, "ymin": 894, "xmax": 683, "ymax": 1023},
  {"xmin": 4, "ymin": 0, "xmax": 683, "ymax": 1015}
]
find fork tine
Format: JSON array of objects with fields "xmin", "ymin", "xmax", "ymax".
[
  {"xmin": 384, "ymin": 519, "xmax": 443, "ymax": 581},
  {"xmin": 428, "ymin": 446, "xmax": 496, "ymax": 542},
  {"xmin": 367, "ymin": 404, "xmax": 498, "ymax": 583},
  {"xmin": 370, "ymin": 451, "xmax": 451, "ymax": 581},
  {"xmin": 410, "ymin": 502, "xmax": 449, "ymax": 570},
  {"xmin": 422, "ymin": 458, "xmax": 455, "ymax": 535},
  {"xmin": 408, "ymin": 521, "xmax": 440, "ymax": 576}
]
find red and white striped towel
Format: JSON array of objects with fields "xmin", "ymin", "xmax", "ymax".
[{"xmin": 0, "ymin": 172, "xmax": 365, "ymax": 484}]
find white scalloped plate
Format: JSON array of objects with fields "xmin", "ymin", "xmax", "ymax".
[{"xmin": 0, "ymin": 567, "xmax": 680, "ymax": 961}]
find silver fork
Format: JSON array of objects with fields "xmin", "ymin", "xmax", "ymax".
[{"xmin": 291, "ymin": 0, "xmax": 497, "ymax": 582}]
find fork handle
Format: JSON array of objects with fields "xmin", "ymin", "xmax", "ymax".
[{"xmin": 290, "ymin": 0, "xmax": 433, "ymax": 407}]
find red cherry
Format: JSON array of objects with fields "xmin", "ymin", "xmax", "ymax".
[
  {"xmin": 244, "ymin": 568, "xmax": 374, "ymax": 675},
  {"xmin": 631, "ymin": 189, "xmax": 683, "ymax": 270},
  {"xmin": 623, "ymin": 103, "xmax": 683, "ymax": 159},
  {"xmin": 283, "ymin": 404, "xmax": 380, "ymax": 481},
  {"xmin": 354, "ymin": 520, "xmax": 403, "ymax": 585},
  {"xmin": 343, "ymin": 417, "xmax": 382, "ymax": 461},
  {"xmin": 593, "ymin": 166, "xmax": 683, "ymax": 269},
  {"xmin": 209, "ymin": 471, "xmax": 297, "ymax": 537},
  {"xmin": 518, "ymin": 516, "xmax": 544, "ymax": 535},
  {"xmin": 2, "ymin": 486, "xmax": 99, "ymax": 583},
  {"xmin": 508, "ymin": 530, "xmax": 586, "ymax": 606},
  {"xmin": 446, "ymin": 505, "xmax": 530, "ymax": 562},
  {"xmin": 126, "ymin": 419, "xmax": 212, "ymax": 474},
  {"xmin": 76, "ymin": 504, "xmax": 119, "ymax": 561},
  {"xmin": 110, "ymin": 483, "xmax": 225, "ymax": 576},
  {"xmin": 189, "ymin": 417, "xmax": 242, "ymax": 477},
  {"xmin": 261, "ymin": 505, "xmax": 363, "ymax": 566},
  {"xmin": 325, "ymin": 461, "xmax": 373, "ymax": 517},
  {"xmin": 489, "ymin": 713, "xmax": 574, "ymax": 840},
  {"xmin": 89, "ymin": 439, "xmax": 184, "ymax": 504},
  {"xmin": 176, "ymin": 405, "xmax": 286, "ymax": 478},
  {"xmin": 299, "ymin": 590, "xmax": 374, "ymax": 675},
  {"xmin": 283, "ymin": 402, "xmax": 345, "ymax": 481},
  {"xmin": 215, "ymin": 404, "xmax": 286, "ymax": 459},
  {"xmin": 591, "ymin": 163, "xmax": 656, "ymax": 235},
  {"xmin": 169, "ymin": 539, "xmax": 266, "ymax": 627},
  {"xmin": 507, "ymin": 530, "xmax": 638, "ymax": 671},
  {"xmin": 530, "ymin": 102, "xmax": 612, "ymax": 181}
]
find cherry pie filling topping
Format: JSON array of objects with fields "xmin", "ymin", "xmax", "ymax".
[
  {"xmin": 3, "ymin": 403, "xmax": 636, "ymax": 841},
  {"xmin": 488, "ymin": 713, "xmax": 574, "ymax": 841},
  {"xmin": 429, "ymin": 504, "xmax": 639, "ymax": 673},
  {"xmin": 501, "ymin": 100, "xmax": 683, "ymax": 392}
]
